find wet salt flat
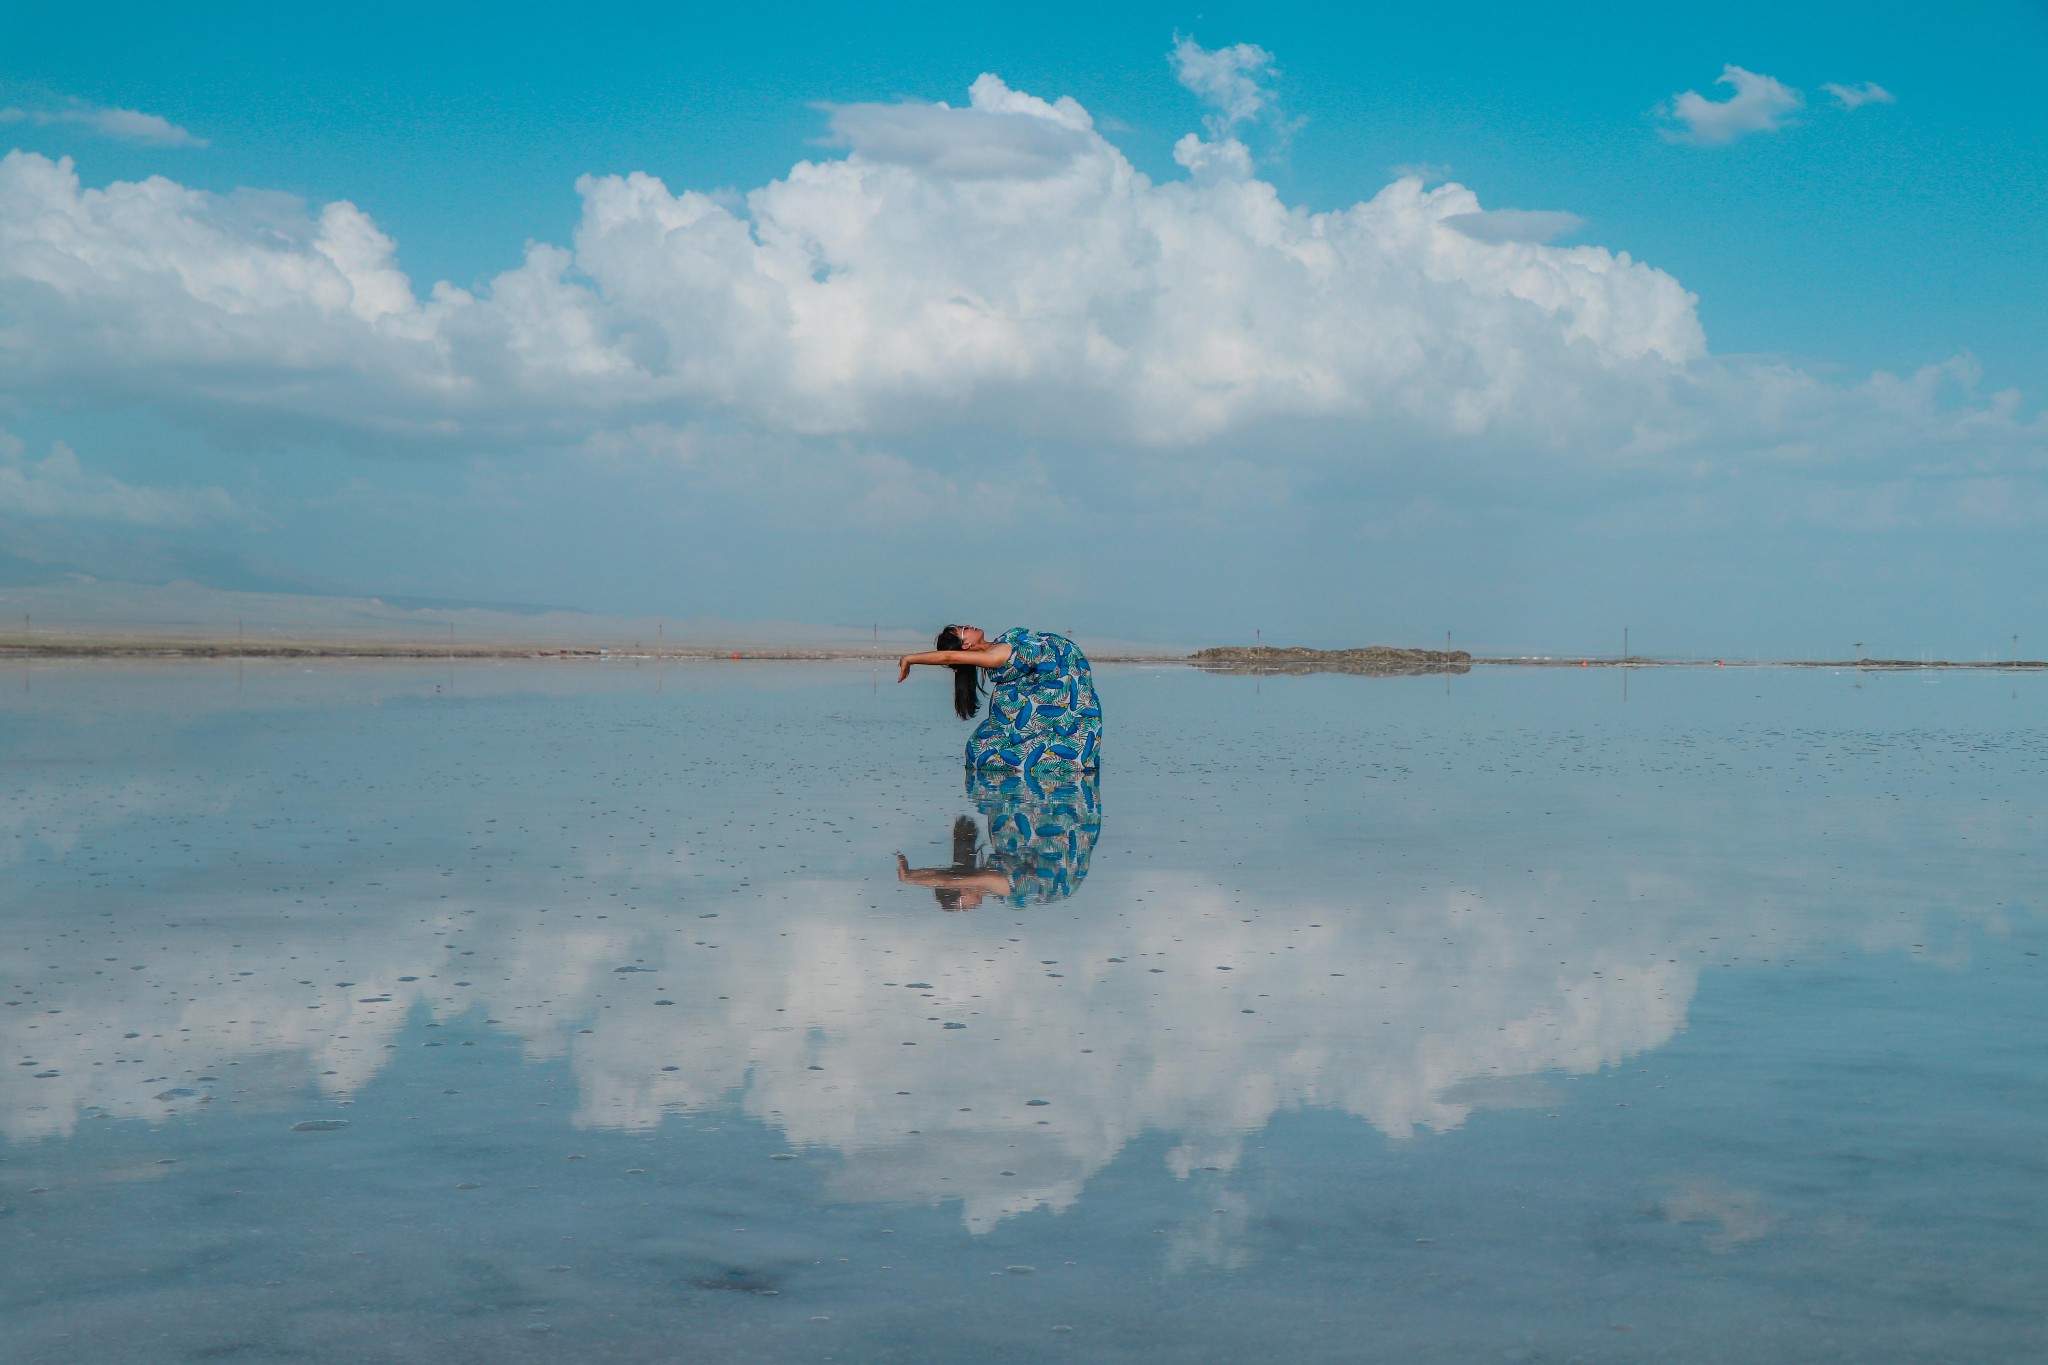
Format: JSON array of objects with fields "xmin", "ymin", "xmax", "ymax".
[{"xmin": 1, "ymin": 659, "xmax": 2042, "ymax": 1364}]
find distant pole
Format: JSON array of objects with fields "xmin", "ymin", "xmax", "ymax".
[
  {"xmin": 1853, "ymin": 640, "xmax": 1864, "ymax": 664},
  {"xmin": 1256, "ymin": 628, "xmax": 1261, "ymax": 649},
  {"xmin": 1445, "ymin": 630, "xmax": 1451, "ymax": 653},
  {"xmin": 1623, "ymin": 626, "xmax": 1629, "ymax": 662},
  {"xmin": 238, "ymin": 616, "xmax": 244, "ymax": 656},
  {"xmin": 2014, "ymin": 634, "xmax": 2020, "ymax": 667}
]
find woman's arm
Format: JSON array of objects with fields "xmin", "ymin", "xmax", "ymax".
[
  {"xmin": 895, "ymin": 855, "xmax": 1013, "ymax": 894},
  {"xmin": 896, "ymin": 643, "xmax": 1012, "ymax": 681}
]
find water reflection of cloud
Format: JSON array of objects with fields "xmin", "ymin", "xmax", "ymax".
[
  {"xmin": 1661, "ymin": 1177, "xmax": 1779, "ymax": 1252},
  {"xmin": 3, "ymin": 666, "xmax": 2038, "ymax": 1239},
  {"xmin": 0, "ymin": 836, "xmax": 1853, "ymax": 1235},
  {"xmin": 3, "ymin": 816, "xmax": 2025, "ymax": 1244},
  {"xmin": 0, "ymin": 774, "xmax": 225, "ymax": 866}
]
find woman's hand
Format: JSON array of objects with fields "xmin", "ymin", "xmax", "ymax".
[{"xmin": 897, "ymin": 656, "xmax": 912, "ymax": 683}]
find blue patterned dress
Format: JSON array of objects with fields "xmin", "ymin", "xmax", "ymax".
[
  {"xmin": 965, "ymin": 629, "xmax": 1102, "ymax": 774},
  {"xmin": 969, "ymin": 766, "xmax": 1100, "ymax": 906}
]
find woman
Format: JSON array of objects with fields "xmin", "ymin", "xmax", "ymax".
[
  {"xmin": 895, "ymin": 767, "xmax": 1102, "ymax": 909},
  {"xmin": 897, "ymin": 624, "xmax": 1102, "ymax": 773},
  {"xmin": 895, "ymin": 816, "xmax": 1011, "ymax": 911}
]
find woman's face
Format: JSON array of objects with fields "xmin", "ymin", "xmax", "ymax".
[{"xmin": 954, "ymin": 624, "xmax": 987, "ymax": 649}]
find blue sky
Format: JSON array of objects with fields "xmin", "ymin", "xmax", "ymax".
[{"xmin": 1, "ymin": 1, "xmax": 2043, "ymax": 652}]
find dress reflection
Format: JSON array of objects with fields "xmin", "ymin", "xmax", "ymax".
[{"xmin": 897, "ymin": 767, "xmax": 1101, "ymax": 908}]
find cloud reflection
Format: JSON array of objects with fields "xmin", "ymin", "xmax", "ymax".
[
  {"xmin": 1, "ymin": 666, "xmax": 2032, "ymax": 1247},
  {"xmin": 0, "ymin": 807, "xmax": 1711, "ymax": 1233}
]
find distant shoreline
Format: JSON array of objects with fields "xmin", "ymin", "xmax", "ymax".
[{"xmin": 1, "ymin": 638, "xmax": 2041, "ymax": 671}]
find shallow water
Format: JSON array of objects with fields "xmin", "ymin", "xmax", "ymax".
[{"xmin": 1, "ymin": 659, "xmax": 2042, "ymax": 1364}]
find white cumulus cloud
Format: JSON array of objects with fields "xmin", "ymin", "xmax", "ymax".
[
  {"xmin": 824, "ymin": 85, "xmax": 1095, "ymax": 179},
  {"xmin": 1444, "ymin": 208, "xmax": 1587, "ymax": 244},
  {"xmin": 1822, "ymin": 81, "xmax": 1895, "ymax": 110},
  {"xmin": 0, "ymin": 74, "xmax": 1707, "ymax": 452},
  {"xmin": 0, "ymin": 68, "xmax": 2035, "ymax": 509},
  {"xmin": 1663, "ymin": 65, "xmax": 1803, "ymax": 144},
  {"xmin": 0, "ymin": 100, "xmax": 206, "ymax": 148},
  {"xmin": 0, "ymin": 438, "xmax": 247, "ymax": 526},
  {"xmin": 1171, "ymin": 36, "xmax": 1278, "ymax": 135}
]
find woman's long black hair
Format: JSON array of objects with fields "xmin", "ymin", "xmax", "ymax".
[
  {"xmin": 936, "ymin": 625, "xmax": 983, "ymax": 721},
  {"xmin": 933, "ymin": 814, "xmax": 983, "ymax": 910}
]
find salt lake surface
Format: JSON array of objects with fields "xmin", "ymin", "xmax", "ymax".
[{"xmin": 1, "ymin": 659, "xmax": 2042, "ymax": 1364}]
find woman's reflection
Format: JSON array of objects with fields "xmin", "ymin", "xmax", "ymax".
[{"xmin": 897, "ymin": 768, "xmax": 1101, "ymax": 909}]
